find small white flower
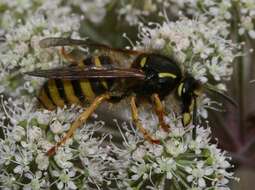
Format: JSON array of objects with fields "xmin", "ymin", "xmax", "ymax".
[
  {"xmin": 248, "ymin": 30, "xmax": 255, "ymax": 38},
  {"xmin": 23, "ymin": 171, "xmax": 46, "ymax": 190},
  {"xmin": 165, "ymin": 139, "xmax": 187, "ymax": 157},
  {"xmin": 132, "ymin": 147, "xmax": 146, "ymax": 161},
  {"xmin": 54, "ymin": 149, "xmax": 73, "ymax": 169},
  {"xmin": 50, "ymin": 120, "xmax": 65, "ymax": 134},
  {"xmin": 130, "ymin": 160, "xmax": 150, "ymax": 180},
  {"xmin": 36, "ymin": 153, "xmax": 49, "ymax": 170},
  {"xmin": 13, "ymin": 149, "xmax": 33, "ymax": 175},
  {"xmin": 154, "ymin": 157, "xmax": 176, "ymax": 179},
  {"xmin": 52, "ymin": 169, "xmax": 77, "ymax": 190},
  {"xmin": 28, "ymin": 126, "xmax": 42, "ymax": 142},
  {"xmin": 0, "ymin": 171, "xmax": 19, "ymax": 190},
  {"xmin": 11, "ymin": 125, "xmax": 26, "ymax": 142},
  {"xmin": 78, "ymin": 0, "xmax": 110, "ymax": 24},
  {"xmin": 186, "ymin": 161, "xmax": 213, "ymax": 188}
]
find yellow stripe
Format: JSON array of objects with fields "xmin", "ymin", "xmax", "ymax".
[
  {"xmin": 38, "ymin": 88, "xmax": 55, "ymax": 110},
  {"xmin": 94, "ymin": 56, "xmax": 101, "ymax": 67},
  {"xmin": 158, "ymin": 72, "xmax": 177, "ymax": 78},
  {"xmin": 183, "ymin": 113, "xmax": 191, "ymax": 126},
  {"xmin": 47, "ymin": 80, "xmax": 65, "ymax": 107},
  {"xmin": 140, "ymin": 57, "xmax": 147, "ymax": 67},
  {"xmin": 63, "ymin": 80, "xmax": 80, "ymax": 104},
  {"xmin": 80, "ymin": 80, "xmax": 95, "ymax": 101},
  {"xmin": 94, "ymin": 56, "xmax": 108, "ymax": 89},
  {"xmin": 178, "ymin": 83, "xmax": 184, "ymax": 97},
  {"xmin": 78, "ymin": 61, "xmax": 85, "ymax": 68}
]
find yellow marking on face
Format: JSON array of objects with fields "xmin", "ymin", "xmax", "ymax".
[
  {"xmin": 38, "ymin": 88, "xmax": 55, "ymax": 110},
  {"xmin": 63, "ymin": 80, "xmax": 80, "ymax": 104},
  {"xmin": 94, "ymin": 56, "xmax": 108, "ymax": 89},
  {"xmin": 178, "ymin": 83, "xmax": 184, "ymax": 97},
  {"xmin": 140, "ymin": 57, "xmax": 147, "ymax": 67},
  {"xmin": 79, "ymin": 80, "xmax": 95, "ymax": 101},
  {"xmin": 189, "ymin": 99, "xmax": 194, "ymax": 111},
  {"xmin": 158, "ymin": 72, "xmax": 177, "ymax": 78},
  {"xmin": 183, "ymin": 112, "xmax": 191, "ymax": 126},
  {"xmin": 47, "ymin": 80, "xmax": 65, "ymax": 108}
]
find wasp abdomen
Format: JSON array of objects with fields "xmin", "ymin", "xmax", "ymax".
[{"xmin": 38, "ymin": 55, "xmax": 114, "ymax": 110}]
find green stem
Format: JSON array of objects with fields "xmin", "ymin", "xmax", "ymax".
[{"xmin": 232, "ymin": 1, "xmax": 245, "ymax": 144}]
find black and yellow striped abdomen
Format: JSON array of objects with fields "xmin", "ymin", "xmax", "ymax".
[{"xmin": 38, "ymin": 55, "xmax": 114, "ymax": 110}]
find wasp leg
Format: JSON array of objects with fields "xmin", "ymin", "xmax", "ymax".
[
  {"xmin": 151, "ymin": 93, "xmax": 170, "ymax": 132},
  {"xmin": 60, "ymin": 47, "xmax": 83, "ymax": 66},
  {"xmin": 192, "ymin": 97, "xmax": 197, "ymax": 139},
  {"xmin": 130, "ymin": 96, "xmax": 160, "ymax": 144},
  {"xmin": 47, "ymin": 94, "xmax": 110, "ymax": 156}
]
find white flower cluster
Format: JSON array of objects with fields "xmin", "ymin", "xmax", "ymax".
[
  {"xmin": 0, "ymin": 0, "xmax": 240, "ymax": 189},
  {"xmin": 170, "ymin": 0, "xmax": 255, "ymax": 39},
  {"xmin": 0, "ymin": 97, "xmax": 114, "ymax": 189},
  {"xmin": 166, "ymin": 0, "xmax": 255, "ymax": 39},
  {"xmin": 136, "ymin": 17, "xmax": 238, "ymax": 87},
  {"xmin": 68, "ymin": 0, "xmax": 111, "ymax": 24},
  {"xmin": 0, "ymin": 0, "xmax": 81, "ymax": 96},
  {"xmin": 118, "ymin": 0, "xmax": 158, "ymax": 26},
  {"xmin": 113, "ymin": 121, "xmax": 237, "ymax": 189},
  {"xmin": 68, "ymin": 0, "xmax": 161, "ymax": 26},
  {"xmin": 238, "ymin": 0, "xmax": 255, "ymax": 38},
  {"xmin": 111, "ymin": 0, "xmax": 255, "ymax": 39},
  {"xmin": 0, "ymin": 97, "xmax": 237, "ymax": 189}
]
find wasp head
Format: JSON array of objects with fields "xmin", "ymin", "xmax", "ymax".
[{"xmin": 177, "ymin": 76, "xmax": 202, "ymax": 126}]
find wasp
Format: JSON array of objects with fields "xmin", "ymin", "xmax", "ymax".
[{"xmin": 26, "ymin": 37, "xmax": 237, "ymax": 156}]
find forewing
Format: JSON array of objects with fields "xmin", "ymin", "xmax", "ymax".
[
  {"xmin": 204, "ymin": 83, "xmax": 238, "ymax": 107},
  {"xmin": 25, "ymin": 67, "xmax": 145, "ymax": 80},
  {"xmin": 39, "ymin": 37, "xmax": 144, "ymax": 55}
]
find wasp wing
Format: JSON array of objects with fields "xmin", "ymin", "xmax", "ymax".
[
  {"xmin": 39, "ymin": 37, "xmax": 144, "ymax": 55},
  {"xmin": 204, "ymin": 83, "xmax": 238, "ymax": 108},
  {"xmin": 25, "ymin": 67, "xmax": 145, "ymax": 80}
]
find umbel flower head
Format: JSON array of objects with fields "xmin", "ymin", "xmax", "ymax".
[
  {"xmin": 112, "ymin": 118, "xmax": 237, "ymax": 189},
  {"xmin": 0, "ymin": 1, "xmax": 239, "ymax": 190},
  {"xmin": 0, "ymin": 96, "xmax": 115, "ymax": 189},
  {"xmin": 0, "ymin": 0, "xmax": 81, "ymax": 97},
  {"xmin": 0, "ymin": 96, "xmax": 238, "ymax": 190}
]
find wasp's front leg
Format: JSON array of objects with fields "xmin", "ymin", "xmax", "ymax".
[
  {"xmin": 130, "ymin": 96, "xmax": 160, "ymax": 144},
  {"xmin": 192, "ymin": 96, "xmax": 197, "ymax": 139},
  {"xmin": 47, "ymin": 94, "xmax": 110, "ymax": 156},
  {"xmin": 151, "ymin": 93, "xmax": 170, "ymax": 132}
]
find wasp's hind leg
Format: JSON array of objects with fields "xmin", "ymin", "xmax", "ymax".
[
  {"xmin": 151, "ymin": 94, "xmax": 170, "ymax": 132},
  {"xmin": 47, "ymin": 94, "xmax": 110, "ymax": 156},
  {"xmin": 59, "ymin": 47, "xmax": 84, "ymax": 66},
  {"xmin": 130, "ymin": 96, "xmax": 160, "ymax": 144}
]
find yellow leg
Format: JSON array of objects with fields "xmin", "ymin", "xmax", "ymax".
[
  {"xmin": 151, "ymin": 93, "xmax": 170, "ymax": 132},
  {"xmin": 47, "ymin": 94, "xmax": 110, "ymax": 156},
  {"xmin": 60, "ymin": 47, "xmax": 83, "ymax": 66},
  {"xmin": 130, "ymin": 96, "xmax": 160, "ymax": 144}
]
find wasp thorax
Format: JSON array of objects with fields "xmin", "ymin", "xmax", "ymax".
[{"xmin": 132, "ymin": 53, "xmax": 182, "ymax": 98}]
